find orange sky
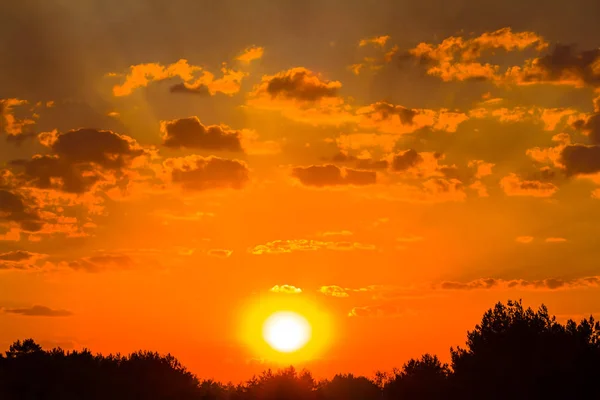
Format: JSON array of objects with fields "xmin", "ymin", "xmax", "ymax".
[{"xmin": 2, "ymin": 0, "xmax": 600, "ymax": 383}]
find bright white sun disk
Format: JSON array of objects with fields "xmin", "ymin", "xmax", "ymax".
[{"xmin": 263, "ymin": 311, "xmax": 311, "ymax": 352}]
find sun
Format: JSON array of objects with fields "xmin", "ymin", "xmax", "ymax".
[{"xmin": 263, "ymin": 311, "xmax": 311, "ymax": 353}]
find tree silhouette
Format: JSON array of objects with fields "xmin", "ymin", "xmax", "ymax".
[
  {"xmin": 450, "ymin": 299, "xmax": 600, "ymax": 399},
  {"xmin": 0, "ymin": 300, "xmax": 598, "ymax": 400},
  {"xmin": 382, "ymin": 353, "xmax": 450, "ymax": 400},
  {"xmin": 317, "ymin": 373, "xmax": 380, "ymax": 400}
]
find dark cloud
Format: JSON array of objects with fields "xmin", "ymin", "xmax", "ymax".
[
  {"xmin": 291, "ymin": 165, "xmax": 376, "ymax": 187},
  {"xmin": 10, "ymin": 155, "xmax": 101, "ymax": 194},
  {"xmin": 0, "ymin": 250, "xmax": 37, "ymax": 262},
  {"xmin": 0, "ymin": 250, "xmax": 46, "ymax": 270},
  {"xmin": 47, "ymin": 128, "xmax": 146, "ymax": 169},
  {"xmin": 368, "ymin": 102, "xmax": 417, "ymax": 125},
  {"xmin": 3, "ymin": 305, "xmax": 72, "ymax": 317},
  {"xmin": 519, "ymin": 44, "xmax": 600, "ymax": 87},
  {"xmin": 0, "ymin": 189, "xmax": 42, "ymax": 232},
  {"xmin": 169, "ymin": 83, "xmax": 210, "ymax": 96},
  {"xmin": 390, "ymin": 149, "xmax": 423, "ymax": 171},
  {"xmin": 560, "ymin": 144, "xmax": 600, "ymax": 176},
  {"xmin": 67, "ymin": 253, "xmax": 135, "ymax": 273},
  {"xmin": 165, "ymin": 156, "xmax": 249, "ymax": 191},
  {"xmin": 440, "ymin": 278, "xmax": 498, "ymax": 290},
  {"xmin": 439, "ymin": 276, "xmax": 600, "ymax": 291},
  {"xmin": 9, "ymin": 128, "xmax": 147, "ymax": 193},
  {"xmin": 160, "ymin": 117, "xmax": 243, "ymax": 151},
  {"xmin": 356, "ymin": 158, "xmax": 389, "ymax": 170},
  {"xmin": 262, "ymin": 68, "xmax": 341, "ymax": 101},
  {"xmin": 573, "ymin": 113, "xmax": 600, "ymax": 145}
]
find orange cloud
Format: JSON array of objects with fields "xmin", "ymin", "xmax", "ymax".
[
  {"xmin": 247, "ymin": 67, "xmax": 356, "ymax": 126},
  {"xmin": 0, "ymin": 98, "xmax": 35, "ymax": 136},
  {"xmin": 359, "ymin": 35, "xmax": 390, "ymax": 48},
  {"xmin": 250, "ymin": 239, "xmax": 376, "ymax": 255},
  {"xmin": 516, "ymin": 236, "xmax": 534, "ymax": 244},
  {"xmin": 236, "ymin": 46, "xmax": 264, "ymax": 63},
  {"xmin": 407, "ymin": 27, "xmax": 547, "ymax": 82},
  {"xmin": 207, "ymin": 249, "xmax": 233, "ymax": 258},
  {"xmin": 500, "ymin": 173, "xmax": 558, "ymax": 197},
  {"xmin": 111, "ymin": 59, "xmax": 247, "ymax": 96},
  {"xmin": 468, "ymin": 160, "xmax": 495, "ymax": 179},
  {"xmin": 506, "ymin": 45, "xmax": 600, "ymax": 88},
  {"xmin": 545, "ymin": 237, "xmax": 568, "ymax": 243},
  {"xmin": 356, "ymin": 102, "xmax": 468, "ymax": 134}
]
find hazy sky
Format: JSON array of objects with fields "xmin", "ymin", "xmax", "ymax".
[{"xmin": 2, "ymin": 0, "xmax": 600, "ymax": 382}]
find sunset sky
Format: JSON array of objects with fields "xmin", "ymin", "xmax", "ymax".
[{"xmin": 2, "ymin": 0, "xmax": 600, "ymax": 382}]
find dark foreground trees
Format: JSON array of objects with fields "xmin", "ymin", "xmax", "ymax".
[{"xmin": 0, "ymin": 300, "xmax": 599, "ymax": 400}]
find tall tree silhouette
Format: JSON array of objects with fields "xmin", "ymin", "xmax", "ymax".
[{"xmin": 450, "ymin": 299, "xmax": 600, "ymax": 399}]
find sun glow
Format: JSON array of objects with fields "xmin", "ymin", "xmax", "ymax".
[
  {"xmin": 263, "ymin": 311, "xmax": 311, "ymax": 352},
  {"xmin": 238, "ymin": 294, "xmax": 334, "ymax": 363}
]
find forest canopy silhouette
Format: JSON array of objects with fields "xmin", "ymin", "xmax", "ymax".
[{"xmin": 1, "ymin": 300, "xmax": 599, "ymax": 400}]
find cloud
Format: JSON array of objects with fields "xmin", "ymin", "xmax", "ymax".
[
  {"xmin": 67, "ymin": 253, "xmax": 135, "ymax": 272},
  {"xmin": 500, "ymin": 173, "xmax": 558, "ymax": 197},
  {"xmin": 0, "ymin": 226, "xmax": 20, "ymax": 242},
  {"xmin": 207, "ymin": 249, "xmax": 233, "ymax": 258},
  {"xmin": 507, "ymin": 44, "xmax": 600, "ymax": 88},
  {"xmin": 405, "ymin": 27, "xmax": 547, "ymax": 82},
  {"xmin": 319, "ymin": 285, "xmax": 350, "ymax": 298},
  {"xmin": 348, "ymin": 304, "xmax": 406, "ymax": 318},
  {"xmin": 0, "ymin": 250, "xmax": 46, "ymax": 270},
  {"xmin": 319, "ymin": 230, "xmax": 353, "ymax": 237},
  {"xmin": 258, "ymin": 67, "xmax": 340, "ymax": 101},
  {"xmin": 110, "ymin": 59, "xmax": 246, "ymax": 97},
  {"xmin": 0, "ymin": 189, "xmax": 43, "ymax": 232},
  {"xmin": 163, "ymin": 155, "xmax": 249, "ymax": 191},
  {"xmin": 359, "ymin": 35, "xmax": 390, "ymax": 48},
  {"xmin": 291, "ymin": 165, "xmax": 376, "ymax": 187},
  {"xmin": 270, "ymin": 285, "xmax": 302, "ymax": 294},
  {"xmin": 516, "ymin": 236, "xmax": 535, "ymax": 244},
  {"xmin": 160, "ymin": 117, "xmax": 243, "ymax": 152},
  {"xmin": 247, "ymin": 67, "xmax": 355, "ymax": 126},
  {"xmin": 440, "ymin": 278, "xmax": 498, "ymax": 290},
  {"xmin": 390, "ymin": 149, "xmax": 423, "ymax": 172},
  {"xmin": 356, "ymin": 102, "xmax": 468, "ymax": 134},
  {"xmin": 559, "ymin": 144, "xmax": 600, "ymax": 176},
  {"xmin": 368, "ymin": 178, "xmax": 467, "ymax": 204},
  {"xmin": 0, "ymin": 98, "xmax": 35, "ymax": 137},
  {"xmin": 250, "ymin": 239, "xmax": 376, "ymax": 255},
  {"xmin": 236, "ymin": 46, "xmax": 264, "ymax": 63},
  {"xmin": 468, "ymin": 160, "xmax": 495, "ymax": 179},
  {"xmin": 437, "ymin": 276, "xmax": 600, "ymax": 291},
  {"xmin": 3, "ymin": 305, "xmax": 72, "ymax": 317},
  {"xmin": 336, "ymin": 133, "xmax": 398, "ymax": 154},
  {"xmin": 545, "ymin": 237, "xmax": 568, "ymax": 243},
  {"xmin": 9, "ymin": 128, "xmax": 148, "ymax": 194}
]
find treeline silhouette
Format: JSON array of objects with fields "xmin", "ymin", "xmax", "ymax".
[{"xmin": 1, "ymin": 300, "xmax": 599, "ymax": 399}]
